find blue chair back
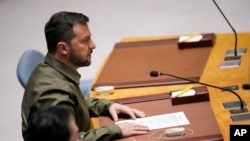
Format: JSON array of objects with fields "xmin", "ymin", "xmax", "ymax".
[
  {"xmin": 16, "ymin": 49, "xmax": 44, "ymax": 88},
  {"xmin": 80, "ymin": 79, "xmax": 93, "ymax": 96}
]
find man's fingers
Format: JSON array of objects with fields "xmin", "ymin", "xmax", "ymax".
[
  {"xmin": 110, "ymin": 110, "xmax": 118, "ymax": 121},
  {"xmin": 132, "ymin": 109, "xmax": 146, "ymax": 118},
  {"xmin": 126, "ymin": 110, "xmax": 137, "ymax": 120},
  {"xmin": 117, "ymin": 122, "xmax": 150, "ymax": 137},
  {"xmin": 133, "ymin": 125, "xmax": 150, "ymax": 132}
]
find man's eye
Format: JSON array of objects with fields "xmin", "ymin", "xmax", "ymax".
[{"xmin": 82, "ymin": 38, "xmax": 90, "ymax": 43}]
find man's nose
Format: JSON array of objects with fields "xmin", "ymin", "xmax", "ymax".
[{"xmin": 90, "ymin": 39, "xmax": 96, "ymax": 49}]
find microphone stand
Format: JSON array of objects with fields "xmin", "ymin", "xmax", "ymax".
[
  {"xmin": 212, "ymin": 0, "xmax": 246, "ymax": 62},
  {"xmin": 150, "ymin": 71, "xmax": 247, "ymax": 114},
  {"xmin": 213, "ymin": 0, "xmax": 238, "ymax": 56},
  {"xmin": 213, "ymin": 0, "xmax": 246, "ymax": 68}
]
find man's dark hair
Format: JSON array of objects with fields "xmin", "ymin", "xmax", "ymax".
[
  {"xmin": 23, "ymin": 105, "xmax": 72, "ymax": 141},
  {"xmin": 44, "ymin": 11, "xmax": 89, "ymax": 54}
]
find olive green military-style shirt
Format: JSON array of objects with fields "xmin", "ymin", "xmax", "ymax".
[{"xmin": 21, "ymin": 53, "xmax": 122, "ymax": 141}]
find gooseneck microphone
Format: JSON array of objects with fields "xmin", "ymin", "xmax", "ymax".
[
  {"xmin": 149, "ymin": 70, "xmax": 244, "ymax": 110},
  {"xmin": 212, "ymin": 0, "xmax": 238, "ymax": 56},
  {"xmin": 242, "ymin": 83, "xmax": 250, "ymax": 90}
]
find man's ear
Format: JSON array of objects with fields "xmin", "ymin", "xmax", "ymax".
[{"xmin": 57, "ymin": 41, "xmax": 69, "ymax": 55}]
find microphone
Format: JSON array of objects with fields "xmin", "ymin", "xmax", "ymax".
[
  {"xmin": 212, "ymin": 0, "xmax": 246, "ymax": 60},
  {"xmin": 242, "ymin": 83, "xmax": 250, "ymax": 90},
  {"xmin": 150, "ymin": 70, "xmax": 246, "ymax": 113}
]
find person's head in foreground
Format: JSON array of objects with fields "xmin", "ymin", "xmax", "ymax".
[{"xmin": 23, "ymin": 105, "xmax": 81, "ymax": 141}]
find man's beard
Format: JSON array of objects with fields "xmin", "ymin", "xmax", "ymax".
[{"xmin": 69, "ymin": 48, "xmax": 91, "ymax": 67}]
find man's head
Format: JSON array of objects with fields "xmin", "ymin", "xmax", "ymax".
[
  {"xmin": 23, "ymin": 105, "xmax": 79, "ymax": 141},
  {"xmin": 44, "ymin": 11, "xmax": 96, "ymax": 70}
]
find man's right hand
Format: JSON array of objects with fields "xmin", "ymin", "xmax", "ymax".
[{"xmin": 117, "ymin": 122, "xmax": 149, "ymax": 138}]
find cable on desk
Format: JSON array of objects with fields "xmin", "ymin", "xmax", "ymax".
[{"xmin": 127, "ymin": 128, "xmax": 193, "ymax": 141}]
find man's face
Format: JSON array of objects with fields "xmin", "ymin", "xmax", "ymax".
[{"xmin": 68, "ymin": 23, "xmax": 96, "ymax": 68}]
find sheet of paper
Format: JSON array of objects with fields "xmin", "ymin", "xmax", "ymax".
[
  {"xmin": 179, "ymin": 35, "xmax": 202, "ymax": 42},
  {"xmin": 171, "ymin": 89, "xmax": 196, "ymax": 97},
  {"xmin": 115, "ymin": 111, "xmax": 190, "ymax": 130}
]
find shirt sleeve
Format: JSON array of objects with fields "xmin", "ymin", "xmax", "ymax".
[
  {"xmin": 36, "ymin": 92, "xmax": 123, "ymax": 140},
  {"xmin": 35, "ymin": 91, "xmax": 76, "ymax": 116},
  {"xmin": 80, "ymin": 124, "xmax": 122, "ymax": 141},
  {"xmin": 84, "ymin": 96, "xmax": 115, "ymax": 116}
]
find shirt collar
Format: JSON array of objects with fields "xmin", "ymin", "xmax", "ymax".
[{"xmin": 44, "ymin": 53, "xmax": 81, "ymax": 85}]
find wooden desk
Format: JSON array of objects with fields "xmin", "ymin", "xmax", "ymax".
[
  {"xmin": 90, "ymin": 32, "xmax": 250, "ymax": 141},
  {"xmin": 92, "ymin": 33, "xmax": 214, "ymax": 89},
  {"xmin": 199, "ymin": 32, "xmax": 250, "ymax": 141}
]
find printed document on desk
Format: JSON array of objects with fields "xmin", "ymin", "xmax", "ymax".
[{"xmin": 115, "ymin": 111, "xmax": 190, "ymax": 130}]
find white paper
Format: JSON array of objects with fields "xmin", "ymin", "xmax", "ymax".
[
  {"xmin": 171, "ymin": 89, "xmax": 196, "ymax": 98},
  {"xmin": 179, "ymin": 35, "xmax": 202, "ymax": 42},
  {"xmin": 115, "ymin": 111, "xmax": 190, "ymax": 130}
]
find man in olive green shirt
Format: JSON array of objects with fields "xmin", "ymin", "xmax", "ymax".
[{"xmin": 21, "ymin": 11, "xmax": 149, "ymax": 141}]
